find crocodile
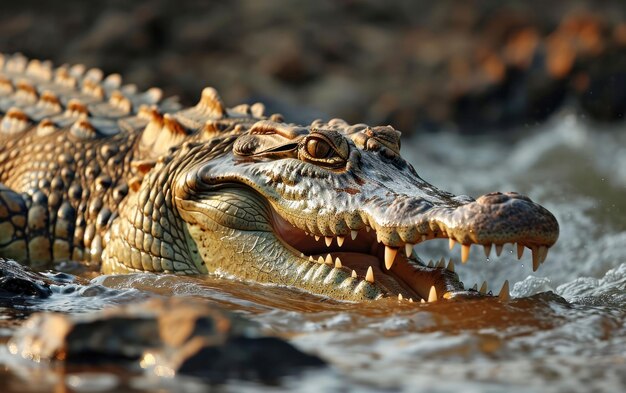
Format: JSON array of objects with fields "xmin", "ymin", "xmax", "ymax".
[{"xmin": 0, "ymin": 53, "xmax": 559, "ymax": 302}]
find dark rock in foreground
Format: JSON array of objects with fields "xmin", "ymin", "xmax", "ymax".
[
  {"xmin": 0, "ymin": 258, "xmax": 53, "ymax": 300},
  {"xmin": 8, "ymin": 297, "xmax": 325, "ymax": 382}
]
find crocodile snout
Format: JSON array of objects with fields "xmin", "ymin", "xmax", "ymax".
[{"xmin": 438, "ymin": 192, "xmax": 559, "ymax": 246}]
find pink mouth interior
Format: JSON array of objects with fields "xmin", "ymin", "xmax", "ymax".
[{"xmin": 270, "ymin": 210, "xmax": 441, "ymax": 300}]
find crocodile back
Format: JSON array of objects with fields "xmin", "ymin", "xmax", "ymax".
[
  {"xmin": 0, "ymin": 53, "xmax": 272, "ymax": 267},
  {"xmin": 0, "ymin": 54, "xmax": 173, "ymax": 266}
]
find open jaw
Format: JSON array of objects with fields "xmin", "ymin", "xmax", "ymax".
[
  {"xmin": 180, "ymin": 184, "xmax": 559, "ymax": 303},
  {"xmin": 269, "ymin": 201, "xmax": 556, "ymax": 303},
  {"xmin": 271, "ymin": 210, "xmax": 462, "ymax": 302}
]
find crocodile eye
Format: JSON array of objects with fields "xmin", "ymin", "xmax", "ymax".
[
  {"xmin": 298, "ymin": 132, "xmax": 349, "ymax": 169},
  {"xmin": 306, "ymin": 138, "xmax": 332, "ymax": 158}
]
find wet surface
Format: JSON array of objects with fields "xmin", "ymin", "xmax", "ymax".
[{"xmin": 1, "ymin": 113, "xmax": 625, "ymax": 392}]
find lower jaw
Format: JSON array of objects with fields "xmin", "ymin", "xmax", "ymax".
[
  {"xmin": 181, "ymin": 206, "xmax": 465, "ymax": 301},
  {"xmin": 187, "ymin": 222, "xmax": 466, "ymax": 301},
  {"xmin": 294, "ymin": 250, "xmax": 464, "ymax": 301},
  {"xmin": 185, "ymin": 226, "xmax": 387, "ymax": 301},
  {"xmin": 271, "ymin": 228, "xmax": 465, "ymax": 301}
]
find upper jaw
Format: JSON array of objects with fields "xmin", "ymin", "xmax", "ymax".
[
  {"xmin": 275, "ymin": 188, "xmax": 558, "ymax": 261},
  {"xmin": 364, "ymin": 191, "xmax": 559, "ymax": 265}
]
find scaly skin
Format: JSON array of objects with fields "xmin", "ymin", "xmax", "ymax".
[{"xmin": 0, "ymin": 54, "xmax": 559, "ymax": 302}]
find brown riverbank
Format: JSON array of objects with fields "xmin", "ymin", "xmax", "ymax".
[{"xmin": 0, "ymin": 0, "xmax": 625, "ymax": 133}]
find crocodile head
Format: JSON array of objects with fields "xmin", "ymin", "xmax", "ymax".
[{"xmin": 105, "ymin": 118, "xmax": 559, "ymax": 302}]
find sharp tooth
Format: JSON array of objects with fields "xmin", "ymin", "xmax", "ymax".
[
  {"xmin": 498, "ymin": 280, "xmax": 510, "ymax": 301},
  {"xmin": 437, "ymin": 257, "xmax": 445, "ymax": 268},
  {"xmin": 325, "ymin": 254, "xmax": 333, "ymax": 265},
  {"xmin": 376, "ymin": 232, "xmax": 382, "ymax": 243},
  {"xmin": 427, "ymin": 260, "xmax": 433, "ymax": 267},
  {"xmin": 365, "ymin": 266, "xmax": 374, "ymax": 283},
  {"xmin": 472, "ymin": 283, "xmax": 478, "ymax": 291},
  {"xmin": 428, "ymin": 286, "xmax": 438, "ymax": 302},
  {"xmin": 449, "ymin": 238, "xmax": 456, "ymax": 250},
  {"xmin": 538, "ymin": 246, "xmax": 548, "ymax": 264},
  {"xmin": 384, "ymin": 246, "xmax": 397, "ymax": 270},
  {"xmin": 337, "ymin": 236, "xmax": 345, "ymax": 247},
  {"xmin": 325, "ymin": 236, "xmax": 333, "ymax": 247},
  {"xmin": 517, "ymin": 243, "xmax": 524, "ymax": 260},
  {"xmin": 318, "ymin": 256, "xmax": 325, "ymax": 264},
  {"xmin": 365, "ymin": 226, "xmax": 371, "ymax": 232},
  {"xmin": 421, "ymin": 234, "xmax": 427, "ymax": 242},
  {"xmin": 447, "ymin": 259, "xmax": 455, "ymax": 272},
  {"xmin": 479, "ymin": 281, "xmax": 487, "ymax": 294},
  {"xmin": 309, "ymin": 256, "xmax": 314, "ymax": 262},
  {"xmin": 351, "ymin": 270, "xmax": 357, "ymax": 278},
  {"xmin": 420, "ymin": 298, "xmax": 425, "ymax": 303},
  {"xmin": 484, "ymin": 244, "xmax": 492, "ymax": 258},
  {"xmin": 405, "ymin": 243, "xmax": 413, "ymax": 257},
  {"xmin": 398, "ymin": 293, "xmax": 403, "ymax": 301},
  {"xmin": 461, "ymin": 244, "xmax": 470, "ymax": 263},
  {"xmin": 495, "ymin": 244, "xmax": 503, "ymax": 256},
  {"xmin": 532, "ymin": 247, "xmax": 540, "ymax": 271},
  {"xmin": 300, "ymin": 252, "xmax": 305, "ymax": 258},
  {"xmin": 334, "ymin": 257, "xmax": 342, "ymax": 268},
  {"xmin": 315, "ymin": 235, "xmax": 320, "ymax": 241},
  {"xmin": 351, "ymin": 230, "xmax": 358, "ymax": 240}
]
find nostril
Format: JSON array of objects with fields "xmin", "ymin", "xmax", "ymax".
[
  {"xmin": 477, "ymin": 192, "xmax": 534, "ymax": 205},
  {"xmin": 505, "ymin": 192, "xmax": 532, "ymax": 202},
  {"xmin": 476, "ymin": 192, "xmax": 509, "ymax": 205}
]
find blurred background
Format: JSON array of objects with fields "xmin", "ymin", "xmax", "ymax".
[{"xmin": 1, "ymin": 0, "xmax": 625, "ymax": 134}]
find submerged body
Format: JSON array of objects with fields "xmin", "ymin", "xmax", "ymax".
[{"xmin": 0, "ymin": 54, "xmax": 558, "ymax": 302}]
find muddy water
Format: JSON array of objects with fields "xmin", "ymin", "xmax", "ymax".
[{"xmin": 1, "ymin": 113, "xmax": 625, "ymax": 392}]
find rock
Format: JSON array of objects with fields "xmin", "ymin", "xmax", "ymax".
[
  {"xmin": 453, "ymin": 65, "xmax": 568, "ymax": 133},
  {"xmin": 0, "ymin": 258, "xmax": 53, "ymax": 301},
  {"xmin": 144, "ymin": 336, "xmax": 325, "ymax": 383},
  {"xmin": 8, "ymin": 297, "xmax": 325, "ymax": 381},
  {"xmin": 574, "ymin": 47, "xmax": 626, "ymax": 121}
]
